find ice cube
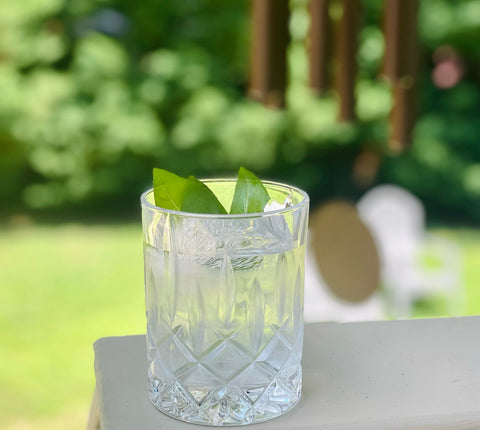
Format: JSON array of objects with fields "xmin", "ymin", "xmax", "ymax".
[{"xmin": 264, "ymin": 195, "xmax": 294, "ymax": 212}]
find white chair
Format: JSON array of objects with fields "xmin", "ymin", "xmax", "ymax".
[{"xmin": 357, "ymin": 185, "xmax": 463, "ymax": 318}]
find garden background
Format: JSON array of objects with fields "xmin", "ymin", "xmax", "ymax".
[{"xmin": 1, "ymin": 0, "xmax": 480, "ymax": 428}]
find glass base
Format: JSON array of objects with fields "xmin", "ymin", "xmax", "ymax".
[{"xmin": 148, "ymin": 369, "xmax": 302, "ymax": 426}]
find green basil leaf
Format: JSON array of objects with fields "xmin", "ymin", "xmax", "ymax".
[
  {"xmin": 184, "ymin": 176, "xmax": 227, "ymax": 214},
  {"xmin": 153, "ymin": 169, "xmax": 227, "ymax": 214},
  {"xmin": 153, "ymin": 168, "xmax": 186, "ymax": 211},
  {"xmin": 230, "ymin": 167, "xmax": 270, "ymax": 214}
]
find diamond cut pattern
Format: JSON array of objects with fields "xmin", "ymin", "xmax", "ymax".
[
  {"xmin": 180, "ymin": 364, "xmax": 220, "ymax": 403},
  {"xmin": 247, "ymin": 278, "xmax": 265, "ymax": 353},
  {"xmin": 149, "ymin": 328, "xmax": 302, "ymax": 425},
  {"xmin": 145, "ymin": 228, "xmax": 307, "ymax": 425},
  {"xmin": 274, "ymin": 253, "xmax": 289, "ymax": 325},
  {"xmin": 188, "ymin": 282, "xmax": 205, "ymax": 355},
  {"xmin": 157, "ymin": 329, "xmax": 196, "ymax": 376},
  {"xmin": 203, "ymin": 340, "xmax": 252, "ymax": 382},
  {"xmin": 217, "ymin": 256, "xmax": 236, "ymax": 328}
]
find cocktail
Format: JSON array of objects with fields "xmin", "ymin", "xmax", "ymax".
[{"xmin": 141, "ymin": 169, "xmax": 309, "ymax": 426}]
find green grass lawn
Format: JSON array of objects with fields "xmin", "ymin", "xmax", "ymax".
[
  {"xmin": 424, "ymin": 228, "xmax": 480, "ymax": 317},
  {"xmin": 1, "ymin": 223, "xmax": 479, "ymax": 429},
  {"xmin": 0, "ymin": 223, "xmax": 145, "ymax": 430}
]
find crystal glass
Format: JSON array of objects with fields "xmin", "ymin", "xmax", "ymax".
[{"xmin": 141, "ymin": 179, "xmax": 309, "ymax": 426}]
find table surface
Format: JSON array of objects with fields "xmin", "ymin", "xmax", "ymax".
[{"xmin": 90, "ymin": 316, "xmax": 480, "ymax": 430}]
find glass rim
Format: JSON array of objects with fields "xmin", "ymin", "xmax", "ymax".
[{"xmin": 141, "ymin": 178, "xmax": 309, "ymax": 219}]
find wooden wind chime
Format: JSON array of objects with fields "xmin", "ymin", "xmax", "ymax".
[{"xmin": 249, "ymin": 0, "xmax": 419, "ymax": 152}]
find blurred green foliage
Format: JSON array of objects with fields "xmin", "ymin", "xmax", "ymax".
[{"xmin": 0, "ymin": 0, "xmax": 479, "ymax": 220}]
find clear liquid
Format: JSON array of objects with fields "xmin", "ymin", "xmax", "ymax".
[{"xmin": 144, "ymin": 244, "xmax": 304, "ymax": 426}]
